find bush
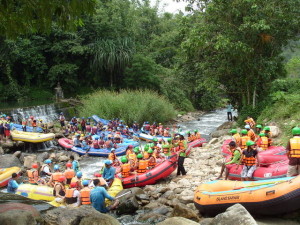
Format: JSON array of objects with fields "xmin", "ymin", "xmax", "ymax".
[{"xmin": 78, "ymin": 89, "xmax": 177, "ymax": 124}]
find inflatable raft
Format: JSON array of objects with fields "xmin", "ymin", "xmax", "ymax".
[
  {"xmin": 92, "ymin": 115, "xmax": 109, "ymax": 125},
  {"xmin": 117, "ymin": 154, "xmax": 177, "ymax": 188},
  {"xmin": 16, "ymin": 184, "xmax": 55, "ymax": 201},
  {"xmin": 0, "ymin": 167, "xmax": 21, "ymax": 187},
  {"xmin": 138, "ymin": 133, "xmax": 172, "ymax": 142},
  {"xmin": 194, "ymin": 176, "xmax": 300, "ymax": 216},
  {"xmin": 11, "ymin": 130, "xmax": 55, "ymax": 143},
  {"xmin": 11, "ymin": 123, "xmax": 43, "ymax": 133}
]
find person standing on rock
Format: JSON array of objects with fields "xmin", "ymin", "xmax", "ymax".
[
  {"xmin": 59, "ymin": 112, "xmax": 65, "ymax": 129},
  {"xmin": 7, "ymin": 173, "xmax": 19, "ymax": 194},
  {"xmin": 90, "ymin": 179, "xmax": 119, "ymax": 213},
  {"xmin": 226, "ymin": 103, "xmax": 233, "ymax": 121},
  {"xmin": 176, "ymin": 135, "xmax": 187, "ymax": 176},
  {"xmin": 286, "ymin": 127, "xmax": 300, "ymax": 177},
  {"xmin": 239, "ymin": 141, "xmax": 259, "ymax": 181}
]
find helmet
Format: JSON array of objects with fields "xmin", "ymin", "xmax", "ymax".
[
  {"xmin": 88, "ymin": 117, "xmax": 91, "ymax": 119},
  {"xmin": 44, "ymin": 159, "xmax": 52, "ymax": 164},
  {"xmin": 82, "ymin": 117, "xmax": 85, "ymax": 119},
  {"xmin": 194, "ymin": 129, "xmax": 198, "ymax": 133},
  {"xmin": 166, "ymin": 127, "xmax": 170, "ymax": 130},
  {"xmin": 229, "ymin": 129, "xmax": 237, "ymax": 134},
  {"xmin": 149, "ymin": 143, "xmax": 154, "ymax": 147},
  {"xmin": 137, "ymin": 153, "xmax": 143, "ymax": 159},
  {"xmin": 256, "ymin": 125, "xmax": 262, "ymax": 129},
  {"xmin": 76, "ymin": 171, "xmax": 83, "ymax": 178},
  {"xmin": 128, "ymin": 145, "xmax": 133, "ymax": 148},
  {"xmin": 134, "ymin": 148, "xmax": 139, "ymax": 153},
  {"xmin": 95, "ymin": 137, "xmax": 99, "ymax": 140},
  {"xmin": 40, "ymin": 119, "xmax": 43, "ymax": 122},
  {"xmin": 70, "ymin": 182, "xmax": 77, "ymax": 188},
  {"xmin": 259, "ymin": 133, "xmax": 266, "ymax": 137},
  {"xmin": 66, "ymin": 163, "xmax": 72, "ymax": 168},
  {"xmin": 94, "ymin": 173, "xmax": 101, "ymax": 177},
  {"xmin": 32, "ymin": 163, "xmax": 38, "ymax": 169},
  {"xmin": 111, "ymin": 148, "xmax": 115, "ymax": 152},
  {"xmin": 105, "ymin": 160, "xmax": 112, "ymax": 165},
  {"xmin": 148, "ymin": 149, "xmax": 153, "ymax": 154},
  {"xmin": 245, "ymin": 125, "xmax": 250, "ymax": 129},
  {"xmin": 60, "ymin": 112, "xmax": 63, "ymax": 115},
  {"xmin": 167, "ymin": 138, "xmax": 172, "ymax": 142},
  {"xmin": 153, "ymin": 138, "xmax": 158, "ymax": 142},
  {"xmin": 246, "ymin": 140, "xmax": 255, "ymax": 146},
  {"xmin": 144, "ymin": 145, "xmax": 149, "ymax": 151},
  {"xmin": 121, "ymin": 156, "xmax": 128, "ymax": 163},
  {"xmin": 292, "ymin": 127, "xmax": 300, "ymax": 135},
  {"xmin": 82, "ymin": 180, "xmax": 89, "ymax": 186},
  {"xmin": 241, "ymin": 129, "xmax": 248, "ymax": 135},
  {"xmin": 58, "ymin": 176, "xmax": 66, "ymax": 182},
  {"xmin": 264, "ymin": 126, "xmax": 271, "ymax": 131},
  {"xmin": 76, "ymin": 134, "xmax": 80, "ymax": 137},
  {"xmin": 186, "ymin": 131, "xmax": 190, "ymax": 134},
  {"xmin": 73, "ymin": 117, "xmax": 76, "ymax": 119},
  {"xmin": 54, "ymin": 165, "xmax": 60, "ymax": 171}
]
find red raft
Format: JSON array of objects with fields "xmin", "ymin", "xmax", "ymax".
[
  {"xmin": 58, "ymin": 138, "xmax": 73, "ymax": 149},
  {"xmin": 117, "ymin": 154, "xmax": 177, "ymax": 188}
]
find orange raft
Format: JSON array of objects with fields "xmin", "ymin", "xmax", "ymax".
[{"xmin": 194, "ymin": 176, "xmax": 300, "ymax": 216}]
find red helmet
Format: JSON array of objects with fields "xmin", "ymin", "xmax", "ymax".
[
  {"xmin": 66, "ymin": 163, "xmax": 72, "ymax": 168},
  {"xmin": 94, "ymin": 173, "xmax": 101, "ymax": 177},
  {"xmin": 32, "ymin": 163, "xmax": 38, "ymax": 169},
  {"xmin": 58, "ymin": 176, "xmax": 66, "ymax": 182},
  {"xmin": 70, "ymin": 182, "xmax": 77, "ymax": 188},
  {"xmin": 166, "ymin": 127, "xmax": 170, "ymax": 130},
  {"xmin": 128, "ymin": 145, "xmax": 133, "ymax": 148}
]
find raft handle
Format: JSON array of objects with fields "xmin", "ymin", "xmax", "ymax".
[
  {"xmin": 266, "ymin": 190, "xmax": 275, "ymax": 196},
  {"xmin": 196, "ymin": 196, "xmax": 201, "ymax": 200}
]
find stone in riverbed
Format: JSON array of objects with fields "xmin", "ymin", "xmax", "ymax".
[
  {"xmin": 137, "ymin": 213, "xmax": 167, "ymax": 224},
  {"xmin": 157, "ymin": 217, "xmax": 200, "ymax": 225},
  {"xmin": 116, "ymin": 187, "xmax": 144, "ymax": 215},
  {"xmin": 37, "ymin": 152, "xmax": 49, "ymax": 163},
  {"xmin": 0, "ymin": 154, "xmax": 22, "ymax": 168},
  {"xmin": 13, "ymin": 151, "xmax": 22, "ymax": 158},
  {"xmin": 171, "ymin": 203, "xmax": 201, "ymax": 222},
  {"xmin": 23, "ymin": 155, "xmax": 37, "ymax": 168}
]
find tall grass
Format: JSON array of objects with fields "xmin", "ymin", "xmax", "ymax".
[{"xmin": 78, "ymin": 89, "xmax": 177, "ymax": 124}]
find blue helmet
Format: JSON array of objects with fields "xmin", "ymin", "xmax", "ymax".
[
  {"xmin": 104, "ymin": 160, "xmax": 112, "ymax": 165},
  {"xmin": 54, "ymin": 165, "xmax": 60, "ymax": 171},
  {"xmin": 73, "ymin": 117, "xmax": 76, "ymax": 119},
  {"xmin": 88, "ymin": 117, "xmax": 91, "ymax": 119},
  {"xmin": 95, "ymin": 137, "xmax": 99, "ymax": 140},
  {"xmin": 82, "ymin": 117, "xmax": 85, "ymax": 119},
  {"xmin": 44, "ymin": 159, "xmax": 52, "ymax": 164},
  {"xmin": 82, "ymin": 180, "xmax": 89, "ymax": 186},
  {"xmin": 60, "ymin": 112, "xmax": 63, "ymax": 115},
  {"xmin": 77, "ymin": 171, "xmax": 83, "ymax": 178}
]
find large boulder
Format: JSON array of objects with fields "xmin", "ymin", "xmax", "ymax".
[
  {"xmin": 211, "ymin": 129, "xmax": 230, "ymax": 138},
  {"xmin": 157, "ymin": 217, "xmax": 200, "ymax": 225},
  {"xmin": 217, "ymin": 121, "xmax": 236, "ymax": 130},
  {"xmin": 37, "ymin": 152, "xmax": 49, "ymax": 163},
  {"xmin": 210, "ymin": 204, "xmax": 257, "ymax": 225},
  {"xmin": 23, "ymin": 155, "xmax": 37, "ymax": 168},
  {"xmin": 13, "ymin": 151, "xmax": 22, "ymax": 158},
  {"xmin": 116, "ymin": 187, "xmax": 144, "ymax": 215},
  {"xmin": 171, "ymin": 203, "xmax": 201, "ymax": 222},
  {"xmin": 269, "ymin": 126, "xmax": 281, "ymax": 138},
  {"xmin": 1, "ymin": 142, "xmax": 15, "ymax": 153},
  {"xmin": 0, "ymin": 154, "xmax": 22, "ymax": 168},
  {"xmin": 42, "ymin": 205, "xmax": 120, "ymax": 225},
  {"xmin": 0, "ymin": 147, "xmax": 4, "ymax": 155}
]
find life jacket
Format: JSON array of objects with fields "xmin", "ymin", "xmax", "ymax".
[
  {"xmin": 64, "ymin": 169, "xmax": 75, "ymax": 179},
  {"xmin": 188, "ymin": 136, "xmax": 194, "ymax": 142},
  {"xmin": 32, "ymin": 121, "xmax": 37, "ymax": 127},
  {"xmin": 81, "ymin": 120, "xmax": 86, "ymax": 126},
  {"xmin": 162, "ymin": 145, "xmax": 170, "ymax": 155},
  {"xmin": 143, "ymin": 151, "xmax": 149, "ymax": 159},
  {"xmin": 148, "ymin": 156, "xmax": 156, "ymax": 168},
  {"xmin": 247, "ymin": 129, "xmax": 256, "ymax": 141},
  {"xmin": 137, "ymin": 160, "xmax": 148, "ymax": 174},
  {"xmin": 163, "ymin": 131, "xmax": 169, "ymax": 137},
  {"xmin": 22, "ymin": 120, "xmax": 27, "ymax": 126},
  {"xmin": 92, "ymin": 127, "xmax": 97, "ymax": 135},
  {"xmin": 145, "ymin": 124, "xmax": 150, "ymax": 131},
  {"xmin": 244, "ymin": 118, "xmax": 255, "ymax": 128},
  {"xmin": 80, "ymin": 188, "xmax": 91, "ymax": 205},
  {"xmin": 241, "ymin": 136, "xmax": 250, "ymax": 149},
  {"xmin": 243, "ymin": 155, "xmax": 256, "ymax": 166},
  {"xmin": 71, "ymin": 177, "xmax": 80, "ymax": 184},
  {"xmin": 121, "ymin": 163, "xmax": 130, "ymax": 178},
  {"xmin": 196, "ymin": 133, "xmax": 201, "ymax": 139},
  {"xmin": 108, "ymin": 153, "xmax": 116, "ymax": 161},
  {"xmin": 233, "ymin": 133, "xmax": 241, "ymax": 146},
  {"xmin": 86, "ymin": 125, "xmax": 91, "ymax": 133},
  {"xmin": 289, "ymin": 137, "xmax": 300, "ymax": 158},
  {"xmin": 178, "ymin": 140, "xmax": 185, "ymax": 150},
  {"xmin": 65, "ymin": 188, "xmax": 77, "ymax": 204},
  {"xmin": 128, "ymin": 153, "xmax": 137, "ymax": 161},
  {"xmin": 53, "ymin": 183, "xmax": 65, "ymax": 197},
  {"xmin": 52, "ymin": 172, "xmax": 63, "ymax": 183},
  {"xmin": 27, "ymin": 170, "xmax": 38, "ymax": 184},
  {"xmin": 92, "ymin": 140, "xmax": 100, "ymax": 149},
  {"xmin": 260, "ymin": 136, "xmax": 269, "ymax": 150},
  {"xmin": 230, "ymin": 148, "xmax": 242, "ymax": 161}
]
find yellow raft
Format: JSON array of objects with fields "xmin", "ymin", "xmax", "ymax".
[
  {"xmin": 0, "ymin": 167, "xmax": 21, "ymax": 187},
  {"xmin": 11, "ymin": 130, "xmax": 55, "ymax": 143}
]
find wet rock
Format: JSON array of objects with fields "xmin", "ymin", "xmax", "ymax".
[
  {"xmin": 55, "ymin": 133, "xmax": 64, "ymax": 138},
  {"xmin": 13, "ymin": 151, "xmax": 22, "ymax": 158},
  {"xmin": 37, "ymin": 152, "xmax": 49, "ymax": 163},
  {"xmin": 23, "ymin": 155, "xmax": 37, "ymax": 168},
  {"xmin": 116, "ymin": 187, "xmax": 144, "ymax": 215},
  {"xmin": 200, "ymin": 218, "xmax": 213, "ymax": 225},
  {"xmin": 2, "ymin": 142, "xmax": 15, "ymax": 153},
  {"xmin": 58, "ymin": 155, "xmax": 69, "ymax": 162},
  {"xmin": 171, "ymin": 203, "xmax": 201, "ymax": 222},
  {"xmin": 0, "ymin": 154, "xmax": 22, "ymax": 168},
  {"xmin": 137, "ymin": 213, "xmax": 167, "ymax": 223},
  {"xmin": 178, "ymin": 195, "xmax": 194, "ymax": 204},
  {"xmin": 0, "ymin": 147, "xmax": 4, "ymax": 155},
  {"xmin": 268, "ymin": 126, "xmax": 281, "ymax": 138},
  {"xmin": 209, "ymin": 138, "xmax": 219, "ymax": 145},
  {"xmin": 217, "ymin": 121, "xmax": 236, "ymax": 130},
  {"xmin": 16, "ymin": 141, "xmax": 25, "ymax": 148},
  {"xmin": 136, "ymin": 193, "xmax": 150, "ymax": 201},
  {"xmin": 211, "ymin": 129, "xmax": 230, "ymax": 138},
  {"xmin": 210, "ymin": 203, "xmax": 257, "ymax": 225},
  {"xmin": 144, "ymin": 202, "xmax": 163, "ymax": 210},
  {"xmin": 162, "ymin": 190, "xmax": 174, "ymax": 200},
  {"xmin": 50, "ymin": 153, "xmax": 56, "ymax": 159},
  {"xmin": 117, "ymin": 215, "xmax": 134, "ymax": 224},
  {"xmin": 152, "ymin": 206, "xmax": 171, "ymax": 215},
  {"xmin": 157, "ymin": 217, "xmax": 200, "ymax": 225}
]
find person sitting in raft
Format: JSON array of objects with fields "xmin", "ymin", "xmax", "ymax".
[
  {"xmin": 263, "ymin": 126, "xmax": 272, "ymax": 138},
  {"xmin": 286, "ymin": 127, "xmax": 300, "ymax": 177},
  {"xmin": 90, "ymin": 179, "xmax": 119, "ymax": 213},
  {"xmin": 71, "ymin": 171, "xmax": 83, "ymax": 190},
  {"xmin": 245, "ymin": 125, "xmax": 256, "ymax": 141},
  {"xmin": 120, "ymin": 156, "xmax": 131, "ymax": 178},
  {"xmin": 244, "ymin": 116, "xmax": 256, "ymax": 128},
  {"xmin": 238, "ymin": 140, "xmax": 259, "ymax": 181},
  {"xmin": 162, "ymin": 138, "xmax": 172, "ymax": 158},
  {"xmin": 102, "ymin": 160, "xmax": 116, "ymax": 187},
  {"xmin": 217, "ymin": 141, "xmax": 241, "ymax": 180},
  {"xmin": 80, "ymin": 180, "xmax": 91, "ymax": 205},
  {"xmin": 92, "ymin": 136, "xmax": 100, "ymax": 149},
  {"xmin": 240, "ymin": 129, "xmax": 250, "ymax": 150},
  {"xmin": 65, "ymin": 182, "xmax": 81, "ymax": 207},
  {"xmin": 143, "ymin": 145, "xmax": 150, "ymax": 159},
  {"xmin": 108, "ymin": 148, "xmax": 120, "ymax": 166},
  {"xmin": 256, "ymin": 133, "xmax": 270, "ymax": 151},
  {"xmin": 229, "ymin": 129, "xmax": 241, "ymax": 147},
  {"xmin": 255, "ymin": 124, "xmax": 263, "ymax": 135},
  {"xmin": 137, "ymin": 153, "xmax": 148, "ymax": 174},
  {"xmin": 53, "ymin": 176, "xmax": 66, "ymax": 204},
  {"xmin": 48, "ymin": 165, "xmax": 63, "ymax": 187},
  {"xmin": 147, "ymin": 149, "xmax": 156, "ymax": 169},
  {"xmin": 89, "ymin": 173, "xmax": 107, "ymax": 188},
  {"xmin": 126, "ymin": 145, "xmax": 134, "ymax": 157},
  {"xmin": 40, "ymin": 159, "xmax": 52, "ymax": 178},
  {"xmin": 194, "ymin": 129, "xmax": 201, "ymax": 139},
  {"xmin": 187, "ymin": 131, "xmax": 193, "ymax": 142},
  {"xmin": 163, "ymin": 127, "xmax": 170, "ymax": 137},
  {"xmin": 64, "ymin": 162, "xmax": 75, "ymax": 185},
  {"xmin": 7, "ymin": 173, "xmax": 19, "ymax": 194},
  {"xmin": 27, "ymin": 163, "xmax": 40, "ymax": 185},
  {"xmin": 73, "ymin": 134, "xmax": 81, "ymax": 147},
  {"xmin": 70, "ymin": 155, "xmax": 80, "ymax": 173}
]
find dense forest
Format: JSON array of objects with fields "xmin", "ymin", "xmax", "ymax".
[{"xmin": 1, "ymin": 0, "xmax": 300, "ymax": 116}]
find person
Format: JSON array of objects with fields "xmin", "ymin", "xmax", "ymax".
[
  {"xmin": 22, "ymin": 118, "xmax": 27, "ymax": 132},
  {"xmin": 245, "ymin": 125, "xmax": 256, "ymax": 141},
  {"xmin": 147, "ymin": 149, "xmax": 156, "ymax": 169},
  {"xmin": 92, "ymin": 136, "xmax": 100, "ymax": 149},
  {"xmin": 53, "ymin": 176, "xmax": 66, "ymax": 204},
  {"xmin": 40, "ymin": 159, "xmax": 52, "ymax": 177},
  {"xmin": 263, "ymin": 126, "xmax": 272, "ymax": 138},
  {"xmin": 0, "ymin": 122, "xmax": 4, "ymax": 142},
  {"xmin": 176, "ymin": 135, "xmax": 187, "ymax": 176},
  {"xmin": 73, "ymin": 134, "xmax": 81, "ymax": 147},
  {"xmin": 244, "ymin": 116, "xmax": 256, "ymax": 128},
  {"xmin": 239, "ymin": 140, "xmax": 259, "ymax": 181},
  {"xmin": 71, "ymin": 171, "xmax": 83, "ymax": 190},
  {"xmin": 90, "ymin": 179, "xmax": 119, "ymax": 213},
  {"xmin": 120, "ymin": 156, "xmax": 131, "ymax": 178},
  {"xmin": 82, "ymin": 136, "xmax": 90, "ymax": 153},
  {"xmin": 194, "ymin": 130, "xmax": 201, "ymax": 139},
  {"xmin": 64, "ymin": 162, "xmax": 76, "ymax": 185},
  {"xmin": 108, "ymin": 148, "xmax": 119, "ymax": 166},
  {"xmin": 89, "ymin": 173, "xmax": 107, "ymax": 188},
  {"xmin": 65, "ymin": 182, "xmax": 81, "ymax": 207},
  {"xmin": 217, "ymin": 141, "xmax": 241, "ymax": 180},
  {"xmin": 240, "ymin": 129, "xmax": 250, "ymax": 150},
  {"xmin": 32, "ymin": 119, "xmax": 37, "ymax": 132},
  {"xmin": 27, "ymin": 163, "xmax": 40, "ymax": 185},
  {"xmin": 81, "ymin": 117, "xmax": 86, "ymax": 133},
  {"xmin": 7, "ymin": 173, "xmax": 19, "ymax": 193},
  {"xmin": 256, "ymin": 133, "xmax": 269, "ymax": 151},
  {"xmin": 136, "ymin": 153, "xmax": 147, "ymax": 174},
  {"xmin": 255, "ymin": 124, "xmax": 263, "ymax": 135},
  {"xmin": 80, "ymin": 180, "xmax": 91, "ymax": 205},
  {"xmin": 226, "ymin": 103, "xmax": 233, "ymax": 121},
  {"xmin": 59, "ymin": 112, "xmax": 65, "ymax": 128},
  {"xmin": 102, "ymin": 160, "xmax": 115, "ymax": 186},
  {"xmin": 48, "ymin": 165, "xmax": 63, "ymax": 187},
  {"xmin": 70, "ymin": 155, "xmax": 79, "ymax": 173},
  {"xmin": 229, "ymin": 129, "xmax": 241, "ymax": 147},
  {"xmin": 286, "ymin": 127, "xmax": 300, "ymax": 177},
  {"xmin": 126, "ymin": 145, "xmax": 134, "ymax": 157},
  {"xmin": 162, "ymin": 138, "xmax": 172, "ymax": 157}
]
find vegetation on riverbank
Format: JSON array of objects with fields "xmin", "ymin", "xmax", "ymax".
[{"xmin": 78, "ymin": 90, "xmax": 177, "ymax": 125}]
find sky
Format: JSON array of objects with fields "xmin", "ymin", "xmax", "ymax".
[{"xmin": 150, "ymin": 0, "xmax": 188, "ymax": 14}]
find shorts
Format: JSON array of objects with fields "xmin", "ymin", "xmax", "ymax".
[
  {"xmin": 287, "ymin": 165, "xmax": 300, "ymax": 177},
  {"xmin": 60, "ymin": 121, "xmax": 65, "ymax": 127},
  {"xmin": 241, "ymin": 165, "xmax": 256, "ymax": 178}
]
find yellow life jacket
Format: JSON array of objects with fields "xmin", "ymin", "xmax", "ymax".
[
  {"xmin": 290, "ymin": 137, "xmax": 300, "ymax": 158},
  {"xmin": 241, "ymin": 136, "xmax": 250, "ymax": 149}
]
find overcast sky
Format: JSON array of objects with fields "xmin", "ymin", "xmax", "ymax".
[{"xmin": 150, "ymin": 0, "xmax": 188, "ymax": 14}]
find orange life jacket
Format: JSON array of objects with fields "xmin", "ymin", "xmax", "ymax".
[
  {"xmin": 143, "ymin": 151, "xmax": 149, "ymax": 159},
  {"xmin": 80, "ymin": 188, "xmax": 91, "ymax": 205},
  {"xmin": 290, "ymin": 137, "xmax": 300, "ymax": 158},
  {"xmin": 260, "ymin": 136, "xmax": 269, "ymax": 150},
  {"xmin": 243, "ymin": 156, "xmax": 256, "ymax": 166},
  {"xmin": 64, "ymin": 169, "xmax": 75, "ymax": 179},
  {"xmin": 65, "ymin": 188, "xmax": 77, "ymax": 204},
  {"xmin": 22, "ymin": 121, "xmax": 27, "ymax": 126},
  {"xmin": 108, "ymin": 153, "xmax": 116, "ymax": 161},
  {"xmin": 27, "ymin": 170, "xmax": 38, "ymax": 184},
  {"xmin": 188, "ymin": 136, "xmax": 194, "ymax": 142},
  {"xmin": 163, "ymin": 146, "xmax": 170, "ymax": 155},
  {"xmin": 32, "ymin": 121, "xmax": 37, "ymax": 127},
  {"xmin": 178, "ymin": 141, "xmax": 185, "ymax": 150},
  {"xmin": 148, "ymin": 156, "xmax": 156, "ymax": 168},
  {"xmin": 241, "ymin": 136, "xmax": 250, "ymax": 149},
  {"xmin": 233, "ymin": 133, "xmax": 241, "ymax": 147},
  {"xmin": 128, "ymin": 153, "xmax": 137, "ymax": 161},
  {"xmin": 247, "ymin": 129, "xmax": 256, "ymax": 141},
  {"xmin": 244, "ymin": 118, "xmax": 255, "ymax": 128},
  {"xmin": 196, "ymin": 133, "xmax": 201, "ymax": 139},
  {"xmin": 52, "ymin": 172, "xmax": 63, "ymax": 183},
  {"xmin": 121, "ymin": 163, "xmax": 130, "ymax": 178},
  {"xmin": 137, "ymin": 160, "xmax": 148, "ymax": 174}
]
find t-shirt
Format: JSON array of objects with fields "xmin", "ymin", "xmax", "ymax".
[
  {"xmin": 7, "ymin": 179, "xmax": 19, "ymax": 193},
  {"xmin": 227, "ymin": 104, "xmax": 233, "ymax": 113},
  {"xmin": 242, "ymin": 149, "xmax": 258, "ymax": 158},
  {"xmin": 103, "ymin": 167, "xmax": 116, "ymax": 180},
  {"xmin": 72, "ymin": 160, "xmax": 79, "ymax": 173},
  {"xmin": 43, "ymin": 165, "xmax": 51, "ymax": 175},
  {"xmin": 90, "ymin": 186, "xmax": 114, "ymax": 213},
  {"xmin": 73, "ymin": 189, "xmax": 81, "ymax": 205},
  {"xmin": 225, "ymin": 149, "xmax": 241, "ymax": 165}
]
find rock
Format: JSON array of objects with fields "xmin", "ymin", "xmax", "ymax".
[
  {"xmin": 152, "ymin": 206, "xmax": 171, "ymax": 215},
  {"xmin": 200, "ymin": 218, "xmax": 213, "ymax": 225},
  {"xmin": 269, "ymin": 126, "xmax": 281, "ymax": 138},
  {"xmin": 174, "ymin": 188, "xmax": 183, "ymax": 194},
  {"xmin": 209, "ymin": 138, "xmax": 219, "ymax": 145},
  {"xmin": 156, "ymin": 186, "xmax": 170, "ymax": 194},
  {"xmin": 58, "ymin": 155, "xmax": 69, "ymax": 162},
  {"xmin": 15, "ymin": 141, "xmax": 25, "ymax": 148},
  {"xmin": 136, "ymin": 194, "xmax": 150, "ymax": 201},
  {"xmin": 37, "ymin": 152, "xmax": 49, "ymax": 163},
  {"xmin": 116, "ymin": 187, "xmax": 144, "ymax": 215},
  {"xmin": 43, "ymin": 205, "xmax": 120, "ymax": 225},
  {"xmin": 117, "ymin": 215, "xmax": 134, "ymax": 224},
  {"xmin": 0, "ymin": 154, "xmax": 22, "ymax": 168},
  {"xmin": 178, "ymin": 195, "xmax": 194, "ymax": 204},
  {"xmin": 55, "ymin": 133, "xmax": 64, "ymax": 138},
  {"xmin": 162, "ymin": 190, "xmax": 174, "ymax": 200},
  {"xmin": 23, "ymin": 155, "xmax": 37, "ymax": 168},
  {"xmin": 171, "ymin": 203, "xmax": 201, "ymax": 222},
  {"xmin": 157, "ymin": 217, "xmax": 200, "ymax": 225},
  {"xmin": 2, "ymin": 142, "xmax": 15, "ymax": 153},
  {"xmin": 47, "ymin": 122, "xmax": 54, "ymax": 129},
  {"xmin": 184, "ymin": 158, "xmax": 193, "ymax": 164},
  {"xmin": 176, "ymin": 178, "xmax": 191, "ymax": 187},
  {"xmin": 144, "ymin": 185, "xmax": 156, "ymax": 192},
  {"xmin": 13, "ymin": 151, "xmax": 22, "ymax": 158},
  {"xmin": 210, "ymin": 204, "xmax": 257, "ymax": 225},
  {"xmin": 0, "ymin": 147, "xmax": 4, "ymax": 155},
  {"xmin": 211, "ymin": 129, "xmax": 231, "ymax": 138},
  {"xmin": 137, "ymin": 213, "xmax": 167, "ymax": 223},
  {"xmin": 217, "ymin": 121, "xmax": 236, "ymax": 130},
  {"xmin": 144, "ymin": 202, "xmax": 163, "ymax": 210}
]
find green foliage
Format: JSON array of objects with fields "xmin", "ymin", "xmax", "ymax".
[
  {"xmin": 286, "ymin": 56, "xmax": 300, "ymax": 78},
  {"xmin": 78, "ymin": 90, "xmax": 177, "ymax": 124}
]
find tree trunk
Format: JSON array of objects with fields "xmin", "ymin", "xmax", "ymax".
[
  {"xmin": 247, "ymin": 84, "xmax": 250, "ymax": 105},
  {"xmin": 252, "ymin": 85, "xmax": 256, "ymax": 108}
]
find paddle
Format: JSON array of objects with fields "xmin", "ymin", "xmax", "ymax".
[{"xmin": 115, "ymin": 190, "xmax": 132, "ymax": 199}]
